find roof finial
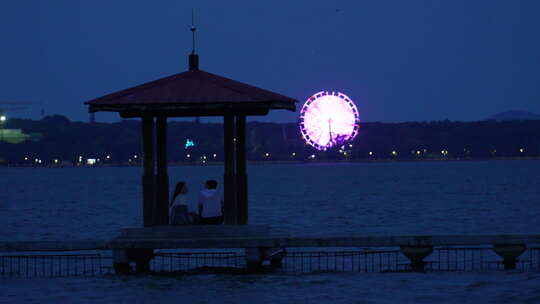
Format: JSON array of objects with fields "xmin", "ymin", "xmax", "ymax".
[
  {"xmin": 188, "ymin": 9, "xmax": 199, "ymax": 71},
  {"xmin": 190, "ymin": 9, "xmax": 196, "ymax": 53}
]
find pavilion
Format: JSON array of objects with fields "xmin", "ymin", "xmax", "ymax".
[{"xmin": 85, "ymin": 52, "xmax": 297, "ymax": 227}]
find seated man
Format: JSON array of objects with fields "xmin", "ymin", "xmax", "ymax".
[{"xmin": 198, "ymin": 180, "xmax": 224, "ymax": 225}]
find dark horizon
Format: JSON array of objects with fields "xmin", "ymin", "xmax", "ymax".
[
  {"xmin": 2, "ymin": 115, "xmax": 539, "ymax": 165},
  {"xmin": 5, "ymin": 109, "xmax": 540, "ymax": 125}
]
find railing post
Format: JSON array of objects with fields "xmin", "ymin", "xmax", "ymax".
[
  {"xmin": 112, "ymin": 249, "xmax": 131, "ymax": 274},
  {"xmin": 112, "ymin": 248, "xmax": 154, "ymax": 274},
  {"xmin": 400, "ymin": 245, "xmax": 433, "ymax": 272},
  {"xmin": 244, "ymin": 247, "xmax": 285, "ymax": 272},
  {"xmin": 267, "ymin": 248, "xmax": 286, "ymax": 268},
  {"xmin": 493, "ymin": 244, "xmax": 526, "ymax": 270},
  {"xmin": 245, "ymin": 247, "xmax": 264, "ymax": 272}
]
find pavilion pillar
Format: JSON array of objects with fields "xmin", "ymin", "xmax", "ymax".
[
  {"xmin": 155, "ymin": 116, "xmax": 169, "ymax": 226},
  {"xmin": 141, "ymin": 116, "xmax": 156, "ymax": 227},
  {"xmin": 235, "ymin": 115, "xmax": 248, "ymax": 224},
  {"xmin": 223, "ymin": 114, "xmax": 237, "ymax": 224}
]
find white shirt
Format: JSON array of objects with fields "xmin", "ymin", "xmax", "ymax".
[
  {"xmin": 171, "ymin": 194, "xmax": 190, "ymax": 211},
  {"xmin": 198, "ymin": 189, "xmax": 223, "ymax": 218}
]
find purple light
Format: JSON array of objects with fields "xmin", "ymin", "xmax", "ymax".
[{"xmin": 299, "ymin": 91, "xmax": 359, "ymax": 150}]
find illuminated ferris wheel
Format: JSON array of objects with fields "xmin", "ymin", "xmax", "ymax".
[{"xmin": 299, "ymin": 91, "xmax": 360, "ymax": 150}]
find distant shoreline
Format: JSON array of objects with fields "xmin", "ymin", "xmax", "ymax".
[{"xmin": 2, "ymin": 156, "xmax": 539, "ymax": 168}]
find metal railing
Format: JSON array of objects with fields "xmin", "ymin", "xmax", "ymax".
[
  {"xmin": 282, "ymin": 249, "xmax": 403, "ymax": 273},
  {"xmin": 1, "ymin": 247, "xmax": 539, "ymax": 278},
  {"xmin": 427, "ymin": 246, "xmax": 540, "ymax": 272},
  {"xmin": 152, "ymin": 251, "xmax": 244, "ymax": 273},
  {"xmin": 282, "ymin": 247, "xmax": 540, "ymax": 273},
  {"xmin": 0, "ymin": 253, "xmax": 113, "ymax": 278}
]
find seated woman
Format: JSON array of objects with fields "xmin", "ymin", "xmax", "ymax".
[{"xmin": 169, "ymin": 182, "xmax": 193, "ymax": 225}]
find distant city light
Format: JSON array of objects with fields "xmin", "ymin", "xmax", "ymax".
[
  {"xmin": 213, "ymin": 153, "xmax": 217, "ymax": 158},
  {"xmin": 416, "ymin": 150, "xmax": 421, "ymax": 155},
  {"xmin": 24, "ymin": 157, "xmax": 28, "ymax": 161},
  {"xmin": 519, "ymin": 148, "xmax": 524, "ymax": 153},
  {"xmin": 106, "ymin": 155, "xmax": 111, "ymax": 159},
  {"xmin": 133, "ymin": 155, "xmax": 138, "ymax": 159},
  {"xmin": 0, "ymin": 115, "xmax": 6, "ymax": 122},
  {"xmin": 185, "ymin": 139, "xmax": 195, "ymax": 149},
  {"xmin": 54, "ymin": 159, "xmax": 59, "ymax": 164},
  {"xmin": 291, "ymin": 152, "xmax": 296, "ymax": 157},
  {"xmin": 310, "ymin": 154, "xmax": 316, "ymax": 159},
  {"xmin": 87, "ymin": 158, "xmax": 96, "ymax": 165},
  {"xmin": 391, "ymin": 151, "xmax": 397, "ymax": 156},
  {"xmin": 441, "ymin": 150, "xmax": 449, "ymax": 156},
  {"xmin": 265, "ymin": 153, "xmax": 270, "ymax": 157},
  {"xmin": 186, "ymin": 154, "xmax": 191, "ymax": 158},
  {"xmin": 368, "ymin": 151, "xmax": 373, "ymax": 156}
]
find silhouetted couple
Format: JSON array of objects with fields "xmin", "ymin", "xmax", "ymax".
[{"xmin": 169, "ymin": 180, "xmax": 224, "ymax": 225}]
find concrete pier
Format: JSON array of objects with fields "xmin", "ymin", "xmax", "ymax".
[
  {"xmin": 2, "ymin": 234, "xmax": 539, "ymax": 252},
  {"xmin": 245, "ymin": 247, "xmax": 265, "ymax": 271},
  {"xmin": 244, "ymin": 247, "xmax": 286, "ymax": 271},
  {"xmin": 113, "ymin": 248, "xmax": 154, "ymax": 274}
]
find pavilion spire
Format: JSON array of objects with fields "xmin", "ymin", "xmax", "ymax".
[{"xmin": 188, "ymin": 9, "xmax": 199, "ymax": 71}]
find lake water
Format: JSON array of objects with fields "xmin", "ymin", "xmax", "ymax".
[{"xmin": 1, "ymin": 160, "xmax": 540, "ymax": 303}]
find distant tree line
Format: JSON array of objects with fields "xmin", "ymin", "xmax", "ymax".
[{"xmin": 0, "ymin": 115, "xmax": 539, "ymax": 165}]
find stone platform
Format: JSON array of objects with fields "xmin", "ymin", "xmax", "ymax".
[{"xmin": 111, "ymin": 225, "xmax": 287, "ymax": 273}]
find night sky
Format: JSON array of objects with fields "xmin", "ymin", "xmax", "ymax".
[{"xmin": 2, "ymin": 0, "xmax": 540, "ymax": 123}]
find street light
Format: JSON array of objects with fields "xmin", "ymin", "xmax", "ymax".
[{"xmin": 0, "ymin": 115, "xmax": 6, "ymax": 122}]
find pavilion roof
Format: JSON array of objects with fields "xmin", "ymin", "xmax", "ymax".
[{"xmin": 85, "ymin": 69, "xmax": 297, "ymax": 117}]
